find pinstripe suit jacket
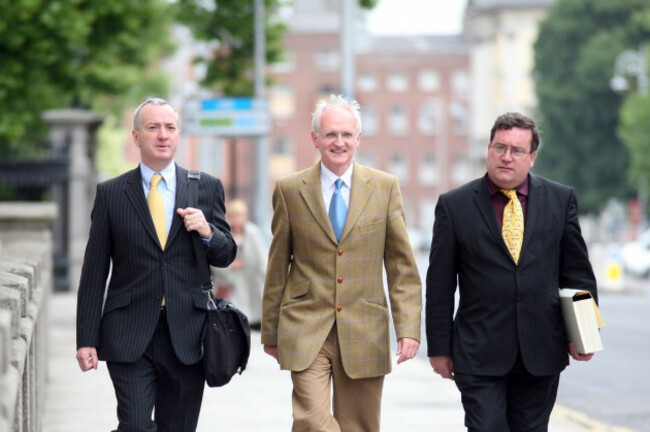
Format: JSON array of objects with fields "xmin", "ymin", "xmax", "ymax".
[
  {"xmin": 425, "ymin": 173, "xmax": 597, "ymax": 376},
  {"xmin": 76, "ymin": 165, "xmax": 236, "ymax": 365},
  {"xmin": 261, "ymin": 162, "xmax": 422, "ymax": 379}
]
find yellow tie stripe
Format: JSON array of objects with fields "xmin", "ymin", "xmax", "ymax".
[
  {"xmin": 501, "ymin": 189, "xmax": 524, "ymax": 264},
  {"xmin": 148, "ymin": 174, "xmax": 167, "ymax": 250}
]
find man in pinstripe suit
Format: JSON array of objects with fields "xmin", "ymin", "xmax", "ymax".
[
  {"xmin": 75, "ymin": 98, "xmax": 236, "ymax": 432},
  {"xmin": 262, "ymin": 94, "xmax": 422, "ymax": 432},
  {"xmin": 426, "ymin": 112, "xmax": 598, "ymax": 431}
]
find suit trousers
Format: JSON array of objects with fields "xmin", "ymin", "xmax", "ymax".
[
  {"xmin": 107, "ymin": 309, "xmax": 205, "ymax": 432},
  {"xmin": 290, "ymin": 325, "xmax": 384, "ymax": 432},
  {"xmin": 454, "ymin": 352, "xmax": 560, "ymax": 432}
]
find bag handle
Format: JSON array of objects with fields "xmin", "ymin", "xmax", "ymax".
[{"xmin": 187, "ymin": 170, "xmax": 216, "ymax": 308}]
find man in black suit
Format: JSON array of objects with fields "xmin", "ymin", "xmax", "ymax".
[
  {"xmin": 75, "ymin": 97, "xmax": 236, "ymax": 432},
  {"xmin": 426, "ymin": 112, "xmax": 598, "ymax": 431}
]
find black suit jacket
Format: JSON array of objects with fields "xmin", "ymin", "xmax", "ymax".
[
  {"xmin": 425, "ymin": 173, "xmax": 597, "ymax": 376},
  {"xmin": 76, "ymin": 165, "xmax": 236, "ymax": 365}
]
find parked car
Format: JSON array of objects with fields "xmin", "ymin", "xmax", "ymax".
[{"xmin": 620, "ymin": 229, "xmax": 650, "ymax": 277}]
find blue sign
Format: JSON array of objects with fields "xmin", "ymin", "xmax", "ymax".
[{"xmin": 184, "ymin": 98, "xmax": 271, "ymax": 136}]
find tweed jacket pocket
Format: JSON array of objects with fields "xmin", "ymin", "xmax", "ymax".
[
  {"xmin": 357, "ymin": 219, "xmax": 384, "ymax": 233},
  {"xmin": 282, "ymin": 279, "xmax": 311, "ymax": 305}
]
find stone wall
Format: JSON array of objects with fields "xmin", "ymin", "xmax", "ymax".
[{"xmin": 0, "ymin": 202, "xmax": 56, "ymax": 432}]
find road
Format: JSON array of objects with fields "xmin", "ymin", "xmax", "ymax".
[
  {"xmin": 413, "ymin": 254, "xmax": 650, "ymax": 431},
  {"xmin": 556, "ymin": 278, "xmax": 650, "ymax": 432}
]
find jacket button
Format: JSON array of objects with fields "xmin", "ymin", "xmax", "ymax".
[
  {"xmin": 338, "ymin": 249, "xmax": 343, "ymax": 255},
  {"xmin": 337, "ymin": 305, "xmax": 342, "ymax": 311},
  {"xmin": 337, "ymin": 277, "xmax": 343, "ymax": 283}
]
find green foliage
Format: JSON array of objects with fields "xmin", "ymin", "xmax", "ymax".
[
  {"xmin": 533, "ymin": 0, "xmax": 650, "ymax": 214},
  {"xmin": 619, "ymin": 92, "xmax": 650, "ymax": 184},
  {"xmin": 175, "ymin": 0, "xmax": 289, "ymax": 97},
  {"xmin": 0, "ymin": 0, "xmax": 174, "ymax": 147}
]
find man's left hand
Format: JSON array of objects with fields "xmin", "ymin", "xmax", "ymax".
[
  {"xmin": 396, "ymin": 337, "xmax": 419, "ymax": 364},
  {"xmin": 177, "ymin": 207, "xmax": 213, "ymax": 239},
  {"xmin": 568, "ymin": 342, "xmax": 595, "ymax": 361}
]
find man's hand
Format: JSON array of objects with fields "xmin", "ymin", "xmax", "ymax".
[
  {"xmin": 396, "ymin": 337, "xmax": 419, "ymax": 364},
  {"xmin": 430, "ymin": 355, "xmax": 454, "ymax": 380},
  {"xmin": 568, "ymin": 342, "xmax": 595, "ymax": 361},
  {"xmin": 264, "ymin": 345, "xmax": 280, "ymax": 364},
  {"xmin": 177, "ymin": 207, "xmax": 213, "ymax": 239},
  {"xmin": 76, "ymin": 346, "xmax": 98, "ymax": 372}
]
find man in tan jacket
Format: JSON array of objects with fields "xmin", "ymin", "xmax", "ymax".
[{"xmin": 262, "ymin": 94, "xmax": 422, "ymax": 432}]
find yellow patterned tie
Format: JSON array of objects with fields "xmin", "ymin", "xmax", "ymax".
[
  {"xmin": 148, "ymin": 174, "xmax": 167, "ymax": 250},
  {"xmin": 501, "ymin": 189, "xmax": 524, "ymax": 264}
]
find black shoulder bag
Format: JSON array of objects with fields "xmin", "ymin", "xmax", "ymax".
[{"xmin": 188, "ymin": 170, "xmax": 251, "ymax": 387}]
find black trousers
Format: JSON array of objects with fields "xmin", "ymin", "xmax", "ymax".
[
  {"xmin": 454, "ymin": 353, "xmax": 560, "ymax": 432},
  {"xmin": 107, "ymin": 310, "xmax": 205, "ymax": 432}
]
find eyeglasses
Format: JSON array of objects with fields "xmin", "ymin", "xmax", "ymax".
[
  {"xmin": 490, "ymin": 143, "xmax": 531, "ymax": 159},
  {"xmin": 320, "ymin": 131, "xmax": 358, "ymax": 142}
]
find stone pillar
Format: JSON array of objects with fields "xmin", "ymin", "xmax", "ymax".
[
  {"xmin": 42, "ymin": 110, "xmax": 103, "ymax": 291},
  {"xmin": 0, "ymin": 202, "xmax": 56, "ymax": 432}
]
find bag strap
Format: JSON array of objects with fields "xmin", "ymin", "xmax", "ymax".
[{"xmin": 187, "ymin": 170, "xmax": 214, "ymax": 298}]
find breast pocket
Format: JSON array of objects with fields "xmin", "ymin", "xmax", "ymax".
[{"xmin": 357, "ymin": 219, "xmax": 384, "ymax": 234}]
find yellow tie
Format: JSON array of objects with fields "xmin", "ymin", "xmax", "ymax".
[
  {"xmin": 501, "ymin": 189, "xmax": 524, "ymax": 264},
  {"xmin": 148, "ymin": 174, "xmax": 167, "ymax": 250}
]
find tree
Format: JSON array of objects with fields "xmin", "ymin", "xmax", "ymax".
[
  {"xmin": 175, "ymin": 0, "xmax": 379, "ymax": 97},
  {"xmin": 0, "ymin": 0, "xmax": 173, "ymax": 149},
  {"xmin": 533, "ymin": 0, "xmax": 650, "ymax": 214}
]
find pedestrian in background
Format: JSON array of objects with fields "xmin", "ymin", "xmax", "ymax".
[
  {"xmin": 76, "ymin": 97, "xmax": 236, "ymax": 432},
  {"xmin": 426, "ymin": 112, "xmax": 598, "ymax": 431},
  {"xmin": 211, "ymin": 198, "xmax": 267, "ymax": 330},
  {"xmin": 262, "ymin": 94, "xmax": 422, "ymax": 431}
]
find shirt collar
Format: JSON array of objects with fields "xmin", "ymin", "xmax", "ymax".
[
  {"xmin": 321, "ymin": 162, "xmax": 354, "ymax": 189},
  {"xmin": 140, "ymin": 162, "xmax": 176, "ymax": 189},
  {"xmin": 486, "ymin": 174, "xmax": 529, "ymax": 197}
]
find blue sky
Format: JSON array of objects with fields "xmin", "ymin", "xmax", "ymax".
[{"xmin": 366, "ymin": 0, "xmax": 467, "ymax": 35}]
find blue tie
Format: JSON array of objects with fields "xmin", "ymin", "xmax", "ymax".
[{"xmin": 329, "ymin": 178, "xmax": 348, "ymax": 242}]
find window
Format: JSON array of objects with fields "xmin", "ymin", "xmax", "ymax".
[
  {"xmin": 272, "ymin": 137, "xmax": 293, "ymax": 155},
  {"xmin": 450, "ymin": 102, "xmax": 468, "ymax": 135},
  {"xmin": 452, "ymin": 155, "xmax": 470, "ymax": 185},
  {"xmin": 361, "ymin": 105, "xmax": 379, "ymax": 136},
  {"xmin": 418, "ymin": 70, "xmax": 440, "ymax": 92},
  {"xmin": 387, "ymin": 72, "xmax": 409, "ymax": 92},
  {"xmin": 356, "ymin": 151, "xmax": 377, "ymax": 169},
  {"xmin": 418, "ymin": 100, "xmax": 439, "ymax": 135},
  {"xmin": 419, "ymin": 153, "xmax": 438, "ymax": 186},
  {"xmin": 388, "ymin": 105, "xmax": 408, "ymax": 136},
  {"xmin": 269, "ymin": 85, "xmax": 295, "ymax": 120},
  {"xmin": 314, "ymin": 50, "xmax": 339, "ymax": 71},
  {"xmin": 357, "ymin": 72, "xmax": 378, "ymax": 93},
  {"xmin": 389, "ymin": 153, "xmax": 409, "ymax": 184},
  {"xmin": 452, "ymin": 70, "xmax": 470, "ymax": 98}
]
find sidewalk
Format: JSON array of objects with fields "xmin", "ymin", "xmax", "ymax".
[{"xmin": 43, "ymin": 292, "xmax": 597, "ymax": 431}]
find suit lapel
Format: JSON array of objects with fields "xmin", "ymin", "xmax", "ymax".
[
  {"xmin": 520, "ymin": 174, "xmax": 543, "ymax": 260},
  {"xmin": 472, "ymin": 176, "xmax": 513, "ymax": 260},
  {"xmin": 166, "ymin": 165, "xmax": 188, "ymax": 247},
  {"xmin": 340, "ymin": 163, "xmax": 374, "ymax": 242},
  {"xmin": 124, "ymin": 166, "xmax": 161, "ymax": 247},
  {"xmin": 299, "ymin": 164, "xmax": 338, "ymax": 244}
]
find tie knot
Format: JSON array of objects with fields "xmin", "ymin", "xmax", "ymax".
[
  {"xmin": 151, "ymin": 174, "xmax": 163, "ymax": 188},
  {"xmin": 334, "ymin": 178, "xmax": 344, "ymax": 190},
  {"xmin": 501, "ymin": 189, "xmax": 517, "ymax": 200}
]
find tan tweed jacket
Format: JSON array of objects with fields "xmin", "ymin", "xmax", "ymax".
[{"xmin": 262, "ymin": 162, "xmax": 422, "ymax": 379}]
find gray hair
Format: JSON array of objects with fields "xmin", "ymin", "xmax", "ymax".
[
  {"xmin": 311, "ymin": 94, "xmax": 362, "ymax": 134},
  {"xmin": 133, "ymin": 97, "xmax": 179, "ymax": 130}
]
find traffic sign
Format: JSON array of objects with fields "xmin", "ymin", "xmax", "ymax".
[{"xmin": 183, "ymin": 97, "xmax": 271, "ymax": 136}]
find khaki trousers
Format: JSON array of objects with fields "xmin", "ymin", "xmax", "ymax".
[{"xmin": 290, "ymin": 326, "xmax": 384, "ymax": 432}]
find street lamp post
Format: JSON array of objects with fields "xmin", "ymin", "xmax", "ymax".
[{"xmin": 610, "ymin": 43, "xmax": 649, "ymax": 237}]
